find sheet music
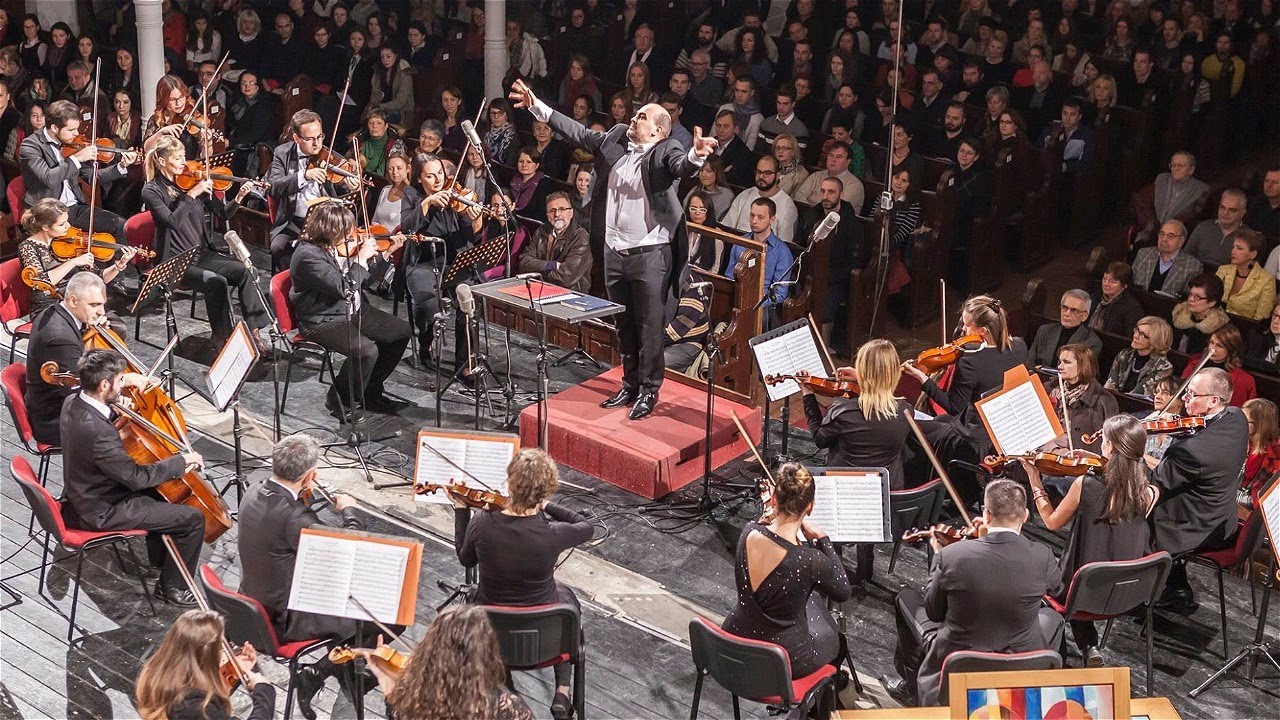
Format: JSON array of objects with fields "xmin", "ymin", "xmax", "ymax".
[
  {"xmin": 207, "ymin": 324, "xmax": 257, "ymax": 411},
  {"xmin": 978, "ymin": 381, "xmax": 1058, "ymax": 456},
  {"xmin": 288, "ymin": 531, "xmax": 412, "ymax": 624},
  {"xmin": 413, "ymin": 432, "xmax": 516, "ymax": 504},
  {"xmin": 752, "ymin": 325, "xmax": 827, "ymax": 401},
  {"xmin": 806, "ymin": 473, "xmax": 890, "ymax": 543},
  {"xmin": 1261, "ymin": 479, "xmax": 1280, "ymax": 568}
]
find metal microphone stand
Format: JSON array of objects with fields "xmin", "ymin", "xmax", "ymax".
[
  {"xmin": 319, "ymin": 254, "xmax": 382, "ymax": 483},
  {"xmin": 523, "ymin": 274, "xmax": 551, "ymax": 448},
  {"xmin": 233, "ymin": 242, "xmax": 284, "ymax": 440},
  {"xmin": 1191, "ymin": 554, "xmax": 1280, "ymax": 696}
]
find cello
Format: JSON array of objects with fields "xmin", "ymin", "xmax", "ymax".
[{"xmin": 82, "ymin": 320, "xmax": 233, "ymax": 543}]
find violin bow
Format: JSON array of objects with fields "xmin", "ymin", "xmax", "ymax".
[
  {"xmin": 939, "ymin": 279, "xmax": 947, "ymax": 347},
  {"xmin": 86, "ymin": 57, "xmax": 102, "ymax": 243},
  {"xmin": 184, "ymin": 52, "xmax": 230, "ymax": 135},
  {"xmin": 346, "ymin": 594, "xmax": 411, "ymax": 651},
  {"xmin": 807, "ymin": 312, "xmax": 835, "ymax": 373},
  {"xmin": 1160, "ymin": 350, "xmax": 1214, "ymax": 414},
  {"xmin": 160, "ymin": 535, "xmax": 253, "ymax": 691},
  {"xmin": 321, "ymin": 64, "xmax": 356, "ymax": 181},
  {"xmin": 446, "ymin": 96, "xmax": 488, "ymax": 190},
  {"xmin": 1058, "ymin": 372, "xmax": 1075, "ymax": 453},
  {"xmin": 902, "ymin": 408, "xmax": 973, "ymax": 525},
  {"xmin": 415, "ymin": 439, "xmax": 498, "ymax": 493},
  {"xmin": 729, "ymin": 412, "xmax": 775, "ymax": 486}
]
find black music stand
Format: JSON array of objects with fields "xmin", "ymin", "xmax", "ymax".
[
  {"xmin": 443, "ymin": 234, "xmax": 508, "ymax": 285},
  {"xmin": 131, "ymin": 248, "xmax": 198, "ymax": 397}
]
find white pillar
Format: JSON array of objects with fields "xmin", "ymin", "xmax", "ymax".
[
  {"xmin": 136, "ymin": 0, "xmax": 165, "ymax": 115},
  {"xmin": 484, "ymin": 0, "xmax": 508, "ymax": 102}
]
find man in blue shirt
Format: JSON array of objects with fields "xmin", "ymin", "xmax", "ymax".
[{"xmin": 726, "ymin": 197, "xmax": 794, "ymax": 330}]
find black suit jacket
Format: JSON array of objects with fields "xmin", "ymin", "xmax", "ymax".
[
  {"xmin": 804, "ymin": 395, "xmax": 911, "ymax": 489},
  {"xmin": 718, "ymin": 136, "xmax": 754, "ymax": 188},
  {"xmin": 289, "ymin": 241, "xmax": 384, "ymax": 327},
  {"xmin": 919, "ymin": 531, "xmax": 1061, "ymax": 705},
  {"xmin": 236, "ymin": 479, "xmax": 363, "ymax": 633},
  {"xmin": 265, "ymin": 141, "xmax": 351, "ymax": 237},
  {"xmin": 25, "ymin": 303, "xmax": 84, "ymax": 446},
  {"xmin": 1151, "ymin": 406, "xmax": 1249, "ymax": 556},
  {"xmin": 59, "ymin": 394, "xmax": 188, "ymax": 529},
  {"xmin": 19, "ymin": 129, "xmax": 128, "ymax": 207},
  {"xmin": 922, "ymin": 340, "xmax": 1031, "ymax": 438}
]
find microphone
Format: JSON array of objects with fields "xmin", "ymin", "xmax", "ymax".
[
  {"xmin": 460, "ymin": 119, "xmax": 483, "ymax": 150},
  {"xmin": 225, "ymin": 231, "xmax": 253, "ymax": 269},
  {"xmin": 689, "ymin": 280, "xmax": 713, "ymax": 293},
  {"xmin": 878, "ymin": 191, "xmax": 893, "ymax": 212},
  {"xmin": 456, "ymin": 282, "xmax": 476, "ymax": 317},
  {"xmin": 515, "ymin": 272, "xmax": 542, "ymax": 280},
  {"xmin": 416, "ymin": 236, "xmax": 447, "ymax": 245},
  {"xmin": 810, "ymin": 211, "xmax": 841, "ymax": 244}
]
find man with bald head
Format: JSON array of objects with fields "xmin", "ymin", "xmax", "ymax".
[
  {"xmin": 1185, "ymin": 189, "xmax": 1249, "ymax": 268},
  {"xmin": 1131, "ymin": 219, "xmax": 1203, "ymax": 296},
  {"xmin": 511, "ymin": 79, "xmax": 718, "ymax": 420},
  {"xmin": 1011, "ymin": 60, "xmax": 1062, "ymax": 140}
]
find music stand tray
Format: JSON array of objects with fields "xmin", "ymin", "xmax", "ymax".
[
  {"xmin": 444, "ymin": 235, "xmax": 509, "ymax": 285},
  {"xmin": 131, "ymin": 248, "xmax": 199, "ymax": 315}
]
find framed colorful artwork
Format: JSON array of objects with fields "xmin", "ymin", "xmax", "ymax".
[{"xmin": 947, "ymin": 667, "xmax": 1132, "ymax": 720}]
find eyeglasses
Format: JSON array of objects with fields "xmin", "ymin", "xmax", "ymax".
[
  {"xmin": 1133, "ymin": 328, "xmax": 1150, "ymax": 339},
  {"xmin": 755, "ymin": 169, "xmax": 777, "ymax": 176},
  {"xmin": 1183, "ymin": 390, "xmax": 1221, "ymax": 401},
  {"xmin": 298, "ymin": 133, "xmax": 325, "ymax": 142},
  {"xmin": 688, "ymin": 206, "xmax": 708, "ymax": 214},
  {"xmin": 1060, "ymin": 304, "xmax": 1088, "ymax": 315},
  {"xmin": 1187, "ymin": 292, "xmax": 1208, "ymax": 301},
  {"xmin": 546, "ymin": 206, "xmax": 572, "ymax": 214}
]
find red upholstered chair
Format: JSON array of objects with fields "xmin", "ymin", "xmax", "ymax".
[
  {"xmin": 938, "ymin": 649, "xmax": 1063, "ymax": 702},
  {"xmin": 483, "ymin": 603, "xmax": 586, "ymax": 720},
  {"xmin": 1190, "ymin": 489, "xmax": 1269, "ymax": 659},
  {"xmin": 11, "ymin": 456, "xmax": 155, "ymax": 642},
  {"xmin": 887, "ymin": 479, "xmax": 948, "ymax": 574},
  {"xmin": 270, "ymin": 270, "xmax": 333, "ymax": 411},
  {"xmin": 2, "ymin": 362, "xmax": 62, "ymax": 533},
  {"xmin": 6, "ymin": 174, "xmax": 24, "ymax": 216},
  {"xmin": 200, "ymin": 565, "xmax": 331, "ymax": 720},
  {"xmin": 688, "ymin": 616, "xmax": 838, "ymax": 720},
  {"xmin": 0, "ymin": 257, "xmax": 32, "ymax": 362},
  {"xmin": 1045, "ymin": 552, "xmax": 1172, "ymax": 696}
]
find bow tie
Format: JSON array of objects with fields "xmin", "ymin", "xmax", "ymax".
[{"xmin": 627, "ymin": 142, "xmax": 646, "ymax": 154}]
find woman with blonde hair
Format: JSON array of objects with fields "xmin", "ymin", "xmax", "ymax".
[
  {"xmin": 1105, "ymin": 316, "xmax": 1174, "ymax": 394},
  {"xmin": 451, "ymin": 449, "xmax": 592, "ymax": 719},
  {"xmin": 135, "ymin": 609, "xmax": 274, "ymax": 720},
  {"xmin": 772, "ymin": 133, "xmax": 809, "ymax": 195},
  {"xmin": 1242, "ymin": 398, "xmax": 1280, "ymax": 500}
]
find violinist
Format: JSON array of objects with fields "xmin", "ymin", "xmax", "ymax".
[
  {"xmin": 140, "ymin": 135, "xmax": 269, "ymax": 348},
  {"xmin": 1023, "ymin": 415, "xmax": 1157, "ymax": 667},
  {"xmin": 399, "ymin": 151, "xmax": 482, "ymax": 369},
  {"xmin": 142, "ymin": 75, "xmax": 215, "ymax": 158},
  {"xmin": 237, "ymin": 434, "xmax": 370, "ymax": 720},
  {"xmin": 60, "ymin": 348, "xmax": 206, "ymax": 607},
  {"xmin": 135, "ymin": 609, "xmax": 275, "ymax": 720},
  {"xmin": 902, "ymin": 295, "xmax": 1030, "ymax": 504},
  {"xmin": 17, "ymin": 99, "xmax": 135, "ymax": 246},
  {"xmin": 266, "ymin": 109, "xmax": 360, "ymax": 272},
  {"xmin": 289, "ymin": 200, "xmax": 410, "ymax": 420},
  {"xmin": 18, "ymin": 198, "xmax": 138, "ymax": 315},
  {"xmin": 452, "ymin": 449, "xmax": 592, "ymax": 720}
]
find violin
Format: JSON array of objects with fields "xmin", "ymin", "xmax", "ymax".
[
  {"xmin": 60, "ymin": 134, "xmax": 138, "ymax": 165},
  {"xmin": 50, "ymin": 227, "xmax": 154, "ymax": 263},
  {"xmin": 174, "ymin": 160, "xmax": 267, "ymax": 193},
  {"xmin": 912, "ymin": 333, "xmax": 984, "ymax": 374},
  {"xmin": 415, "ymin": 481, "xmax": 510, "ymax": 511},
  {"xmin": 308, "ymin": 147, "xmax": 373, "ymax": 187},
  {"xmin": 901, "ymin": 523, "xmax": 979, "ymax": 545},
  {"xmin": 329, "ymin": 644, "xmax": 410, "ymax": 673},
  {"xmin": 333, "ymin": 225, "xmax": 396, "ymax": 257},
  {"xmin": 758, "ymin": 476, "xmax": 777, "ymax": 524},
  {"xmin": 20, "ymin": 266, "xmax": 61, "ymax": 299},
  {"xmin": 1080, "ymin": 415, "xmax": 1205, "ymax": 446},
  {"xmin": 981, "ymin": 451, "xmax": 1107, "ymax": 477},
  {"xmin": 442, "ymin": 180, "xmax": 501, "ymax": 219},
  {"xmin": 764, "ymin": 373, "xmax": 859, "ymax": 398}
]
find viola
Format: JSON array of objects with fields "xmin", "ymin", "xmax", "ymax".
[
  {"xmin": 329, "ymin": 644, "xmax": 410, "ymax": 673},
  {"xmin": 913, "ymin": 333, "xmax": 984, "ymax": 374},
  {"xmin": 901, "ymin": 523, "xmax": 978, "ymax": 544},
  {"xmin": 415, "ymin": 481, "xmax": 510, "ymax": 511},
  {"xmin": 82, "ymin": 321, "xmax": 233, "ymax": 543},
  {"xmin": 60, "ymin": 134, "xmax": 138, "ymax": 165},
  {"xmin": 981, "ymin": 451, "xmax": 1107, "ymax": 477},
  {"xmin": 174, "ymin": 160, "xmax": 267, "ymax": 193},
  {"xmin": 1080, "ymin": 415, "xmax": 1205, "ymax": 446},
  {"xmin": 764, "ymin": 373, "xmax": 859, "ymax": 398},
  {"xmin": 50, "ymin": 227, "xmax": 155, "ymax": 263},
  {"xmin": 308, "ymin": 147, "xmax": 373, "ymax": 187},
  {"xmin": 20, "ymin": 266, "xmax": 61, "ymax": 300}
]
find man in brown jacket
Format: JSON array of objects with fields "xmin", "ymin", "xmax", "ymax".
[{"xmin": 518, "ymin": 191, "xmax": 593, "ymax": 293}]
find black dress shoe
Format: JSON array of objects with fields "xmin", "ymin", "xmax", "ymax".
[
  {"xmin": 362, "ymin": 392, "xmax": 408, "ymax": 414},
  {"xmin": 550, "ymin": 690, "xmax": 573, "ymax": 719},
  {"xmin": 883, "ymin": 677, "xmax": 917, "ymax": 706},
  {"xmin": 1155, "ymin": 590, "xmax": 1199, "ymax": 616},
  {"xmin": 153, "ymin": 584, "xmax": 198, "ymax": 607},
  {"xmin": 325, "ymin": 389, "xmax": 360, "ymax": 423},
  {"xmin": 628, "ymin": 392, "xmax": 657, "ymax": 420},
  {"xmin": 294, "ymin": 665, "xmax": 325, "ymax": 720},
  {"xmin": 600, "ymin": 387, "xmax": 637, "ymax": 409}
]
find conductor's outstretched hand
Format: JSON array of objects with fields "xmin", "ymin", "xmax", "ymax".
[
  {"xmin": 509, "ymin": 79, "xmax": 537, "ymax": 110},
  {"xmin": 692, "ymin": 126, "xmax": 718, "ymax": 159}
]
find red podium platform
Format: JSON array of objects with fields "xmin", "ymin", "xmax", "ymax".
[{"xmin": 518, "ymin": 367, "xmax": 763, "ymax": 499}]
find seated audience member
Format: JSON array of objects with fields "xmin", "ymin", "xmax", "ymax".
[
  {"xmin": 759, "ymin": 83, "xmax": 808, "ymax": 149},
  {"xmin": 1185, "ymin": 189, "xmax": 1248, "ymax": 269},
  {"xmin": 351, "ymin": 106, "xmax": 405, "ymax": 179},
  {"xmin": 885, "ymin": 169, "xmax": 924, "ymax": 271},
  {"xmin": 1048, "ymin": 344, "xmax": 1118, "ymax": 456},
  {"xmin": 1030, "ymin": 289, "xmax": 1103, "ymax": 368},
  {"xmin": 1243, "ymin": 299, "xmax": 1280, "ymax": 374},
  {"xmin": 1150, "ymin": 368, "xmax": 1249, "ymax": 612},
  {"xmin": 726, "ymin": 198, "xmax": 793, "ymax": 330},
  {"xmin": 1242, "ymin": 399, "xmax": 1280, "ymax": 500},
  {"xmin": 416, "ymin": 119, "xmax": 445, "ymax": 155},
  {"xmin": 685, "ymin": 191, "xmax": 724, "ymax": 273},
  {"xmin": 1248, "ymin": 167, "xmax": 1280, "ymax": 240},
  {"xmin": 371, "ymin": 606, "xmax": 535, "ymax": 719},
  {"xmin": 1141, "ymin": 376, "xmax": 1185, "ymax": 464},
  {"xmin": 711, "ymin": 109, "xmax": 752, "ymax": 187},
  {"xmin": 794, "ymin": 140, "xmax": 865, "ymax": 211},
  {"xmin": 803, "ymin": 177, "xmax": 860, "ymax": 342},
  {"xmin": 721, "ymin": 463, "xmax": 852, "ymax": 677},
  {"xmin": 926, "ymin": 102, "xmax": 968, "ymax": 160},
  {"xmin": 530, "ymin": 119, "xmax": 569, "ymax": 182},
  {"xmin": 657, "ymin": 93, "xmax": 693, "ymax": 151},
  {"xmin": 509, "ymin": 146, "xmax": 548, "ymax": 216},
  {"xmin": 722, "ymin": 154, "xmax": 799, "ymax": 242},
  {"xmin": 1172, "ymin": 273, "xmax": 1230, "ymax": 355},
  {"xmin": 1215, "ymin": 229, "xmax": 1277, "ymax": 321},
  {"xmin": 1131, "ymin": 219, "xmax": 1203, "ymax": 297},
  {"xmin": 1088, "ymin": 262, "xmax": 1144, "ymax": 338},
  {"xmin": 483, "ymin": 98, "xmax": 519, "ymax": 166},
  {"xmin": 717, "ymin": 76, "xmax": 764, "ymax": 149},
  {"xmin": 1182, "ymin": 324, "xmax": 1257, "ymax": 407},
  {"xmin": 1129, "ymin": 151, "xmax": 1210, "ymax": 246},
  {"xmin": 824, "ymin": 122, "xmax": 868, "ymax": 177},
  {"xmin": 889, "ymin": 479, "xmax": 1063, "ymax": 706},
  {"xmin": 663, "ymin": 281, "xmax": 713, "ymax": 373},
  {"xmin": 772, "ymin": 133, "xmax": 809, "ymax": 196},
  {"xmin": 517, "ymin": 192, "xmax": 591, "ymax": 293},
  {"xmin": 1024, "ymin": 415, "xmax": 1157, "ymax": 667},
  {"xmin": 1106, "ymin": 316, "xmax": 1175, "ymax": 394}
]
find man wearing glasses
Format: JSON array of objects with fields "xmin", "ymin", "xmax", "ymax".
[
  {"xmin": 1028, "ymin": 289, "xmax": 1102, "ymax": 367},
  {"xmin": 721, "ymin": 155, "xmax": 799, "ymax": 243},
  {"xmin": 1132, "ymin": 219, "xmax": 1203, "ymax": 297},
  {"xmin": 1149, "ymin": 368, "xmax": 1249, "ymax": 614},
  {"xmin": 266, "ymin": 109, "xmax": 359, "ymax": 271}
]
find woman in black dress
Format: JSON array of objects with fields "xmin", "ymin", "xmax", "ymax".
[
  {"xmin": 722, "ymin": 463, "xmax": 852, "ymax": 678},
  {"xmin": 1023, "ymin": 415, "xmax": 1156, "ymax": 666},
  {"xmin": 452, "ymin": 449, "xmax": 592, "ymax": 720},
  {"xmin": 18, "ymin": 199, "xmax": 138, "ymax": 316}
]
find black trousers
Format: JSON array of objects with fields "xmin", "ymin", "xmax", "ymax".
[
  {"xmin": 303, "ymin": 304, "xmax": 411, "ymax": 404},
  {"xmin": 605, "ymin": 243, "xmax": 672, "ymax": 395},
  {"xmin": 183, "ymin": 251, "xmax": 269, "ymax": 342},
  {"xmin": 403, "ymin": 264, "xmax": 476, "ymax": 370},
  {"xmin": 67, "ymin": 202, "xmax": 128, "ymax": 247},
  {"xmin": 270, "ymin": 216, "xmax": 305, "ymax": 273},
  {"xmin": 89, "ymin": 491, "xmax": 204, "ymax": 592}
]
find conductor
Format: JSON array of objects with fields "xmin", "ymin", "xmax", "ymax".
[{"xmin": 509, "ymin": 79, "xmax": 718, "ymax": 420}]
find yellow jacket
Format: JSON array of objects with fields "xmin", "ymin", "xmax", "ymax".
[{"xmin": 1217, "ymin": 263, "xmax": 1278, "ymax": 321}]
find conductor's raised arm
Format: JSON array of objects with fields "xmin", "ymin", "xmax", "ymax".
[{"xmin": 510, "ymin": 78, "xmax": 607, "ymax": 154}]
